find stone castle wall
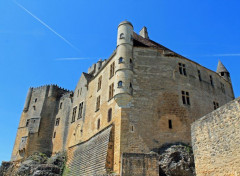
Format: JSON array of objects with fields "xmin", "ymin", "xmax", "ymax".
[
  {"xmin": 11, "ymin": 21, "xmax": 236, "ymax": 175},
  {"xmin": 11, "ymin": 85, "xmax": 69, "ymax": 160},
  {"xmin": 120, "ymin": 47, "xmax": 234, "ymax": 155},
  {"xmin": 191, "ymin": 98, "xmax": 240, "ymax": 176},
  {"xmin": 122, "ymin": 153, "xmax": 159, "ymax": 176}
]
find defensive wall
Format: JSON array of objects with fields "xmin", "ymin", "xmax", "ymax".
[{"xmin": 191, "ymin": 97, "xmax": 240, "ymax": 176}]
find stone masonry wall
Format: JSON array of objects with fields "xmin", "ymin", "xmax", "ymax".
[
  {"xmin": 52, "ymin": 92, "xmax": 72, "ymax": 154},
  {"xmin": 66, "ymin": 53, "xmax": 123, "ymax": 173},
  {"xmin": 191, "ymin": 97, "xmax": 240, "ymax": 176},
  {"xmin": 121, "ymin": 47, "xmax": 234, "ymax": 154},
  {"xmin": 122, "ymin": 153, "xmax": 159, "ymax": 176}
]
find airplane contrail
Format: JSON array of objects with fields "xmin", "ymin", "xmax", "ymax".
[
  {"xmin": 14, "ymin": 1, "xmax": 80, "ymax": 52},
  {"xmin": 55, "ymin": 57, "xmax": 93, "ymax": 61}
]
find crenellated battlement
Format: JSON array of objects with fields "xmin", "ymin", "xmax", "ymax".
[{"xmin": 31, "ymin": 84, "xmax": 71, "ymax": 92}]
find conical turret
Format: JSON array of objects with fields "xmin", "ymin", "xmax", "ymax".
[{"xmin": 216, "ymin": 60, "xmax": 231, "ymax": 82}]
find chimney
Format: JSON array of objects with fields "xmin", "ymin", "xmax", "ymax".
[{"xmin": 139, "ymin": 26, "xmax": 149, "ymax": 39}]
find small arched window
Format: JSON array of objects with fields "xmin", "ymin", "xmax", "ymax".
[
  {"xmin": 120, "ymin": 33, "xmax": 124, "ymax": 39},
  {"xmin": 108, "ymin": 108, "xmax": 112, "ymax": 122},
  {"xmin": 118, "ymin": 81, "xmax": 123, "ymax": 88},
  {"xmin": 119, "ymin": 57, "xmax": 123, "ymax": 64}
]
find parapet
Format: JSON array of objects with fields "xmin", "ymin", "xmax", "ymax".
[
  {"xmin": 87, "ymin": 59, "xmax": 108, "ymax": 76},
  {"xmin": 88, "ymin": 63, "xmax": 96, "ymax": 75}
]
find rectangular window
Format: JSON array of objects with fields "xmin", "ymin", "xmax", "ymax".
[
  {"xmin": 179, "ymin": 63, "xmax": 187, "ymax": 76},
  {"xmin": 213, "ymin": 101, "xmax": 219, "ymax": 110},
  {"xmin": 182, "ymin": 91, "xmax": 190, "ymax": 105},
  {"xmin": 55, "ymin": 118, "xmax": 60, "ymax": 126},
  {"xmin": 109, "ymin": 83, "xmax": 114, "ymax": 100},
  {"xmin": 109, "ymin": 62, "xmax": 115, "ymax": 79},
  {"xmin": 26, "ymin": 119, "xmax": 30, "ymax": 127},
  {"xmin": 97, "ymin": 76, "xmax": 102, "ymax": 91},
  {"xmin": 198, "ymin": 70, "xmax": 202, "ymax": 81},
  {"xmin": 72, "ymin": 107, "xmax": 77, "ymax": 123},
  {"xmin": 221, "ymin": 83, "xmax": 225, "ymax": 93},
  {"xmin": 168, "ymin": 120, "xmax": 172, "ymax": 129},
  {"xmin": 78, "ymin": 102, "xmax": 83, "ymax": 119},
  {"xmin": 96, "ymin": 96, "xmax": 101, "ymax": 111},
  {"xmin": 210, "ymin": 75, "xmax": 214, "ymax": 86},
  {"xmin": 53, "ymin": 131, "xmax": 56, "ymax": 138}
]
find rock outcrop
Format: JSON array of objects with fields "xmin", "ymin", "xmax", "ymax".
[
  {"xmin": 0, "ymin": 152, "xmax": 66, "ymax": 176},
  {"xmin": 155, "ymin": 143, "xmax": 195, "ymax": 176}
]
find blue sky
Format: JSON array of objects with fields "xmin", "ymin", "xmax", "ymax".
[{"xmin": 0, "ymin": 0, "xmax": 239, "ymax": 163}]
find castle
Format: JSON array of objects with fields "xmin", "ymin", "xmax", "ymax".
[{"xmin": 11, "ymin": 21, "xmax": 235, "ymax": 175}]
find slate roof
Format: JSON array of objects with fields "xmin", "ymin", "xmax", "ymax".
[{"xmin": 132, "ymin": 32, "xmax": 184, "ymax": 58}]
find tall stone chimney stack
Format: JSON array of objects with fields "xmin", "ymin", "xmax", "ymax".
[{"xmin": 139, "ymin": 26, "xmax": 149, "ymax": 39}]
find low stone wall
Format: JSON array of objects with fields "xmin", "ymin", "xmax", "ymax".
[
  {"xmin": 191, "ymin": 98, "xmax": 240, "ymax": 176},
  {"xmin": 121, "ymin": 153, "xmax": 159, "ymax": 176}
]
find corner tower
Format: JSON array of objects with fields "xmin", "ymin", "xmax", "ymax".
[
  {"xmin": 114, "ymin": 21, "xmax": 134, "ymax": 106},
  {"xmin": 216, "ymin": 60, "xmax": 231, "ymax": 82}
]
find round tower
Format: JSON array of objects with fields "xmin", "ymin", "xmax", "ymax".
[{"xmin": 114, "ymin": 21, "xmax": 134, "ymax": 106}]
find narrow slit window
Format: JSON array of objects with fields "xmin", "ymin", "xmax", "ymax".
[
  {"xmin": 210, "ymin": 75, "xmax": 214, "ymax": 86},
  {"xmin": 35, "ymin": 98, "xmax": 37, "ymax": 102},
  {"xmin": 97, "ymin": 119, "xmax": 100, "ymax": 130},
  {"xmin": 168, "ymin": 120, "xmax": 172, "ymax": 129},
  {"xmin": 198, "ymin": 70, "xmax": 202, "ymax": 81},
  {"xmin": 59, "ymin": 102, "xmax": 63, "ymax": 109},
  {"xmin": 108, "ymin": 108, "xmax": 112, "ymax": 122},
  {"xmin": 53, "ymin": 131, "xmax": 56, "ymax": 138}
]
